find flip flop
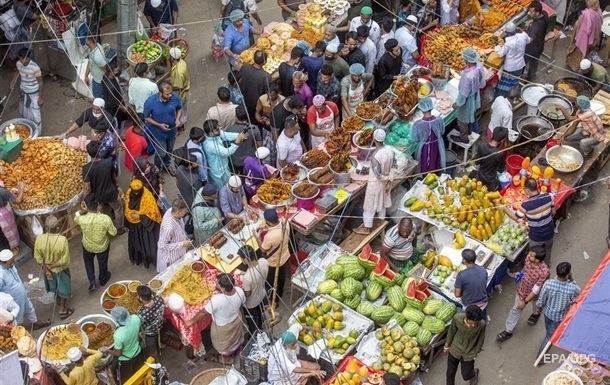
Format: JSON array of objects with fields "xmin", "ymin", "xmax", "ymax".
[
  {"xmin": 209, "ymin": 354, "xmax": 234, "ymax": 364},
  {"xmin": 527, "ymin": 313, "xmax": 541, "ymax": 326},
  {"xmin": 59, "ymin": 308, "xmax": 74, "ymax": 319},
  {"xmin": 33, "ymin": 320, "xmax": 52, "ymax": 330}
]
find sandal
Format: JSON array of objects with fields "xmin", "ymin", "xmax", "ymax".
[
  {"xmin": 33, "ymin": 320, "xmax": 51, "ymax": 330},
  {"xmin": 209, "ymin": 354, "xmax": 234, "ymax": 364},
  {"xmin": 59, "ymin": 308, "xmax": 74, "ymax": 319},
  {"xmin": 497, "ymin": 331, "xmax": 513, "ymax": 341},
  {"xmin": 528, "ymin": 313, "xmax": 541, "ymax": 326}
]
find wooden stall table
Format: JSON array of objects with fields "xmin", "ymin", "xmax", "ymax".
[
  {"xmin": 339, "ymin": 220, "xmax": 388, "ymax": 254},
  {"xmin": 540, "ymin": 28, "xmax": 562, "ymax": 74}
]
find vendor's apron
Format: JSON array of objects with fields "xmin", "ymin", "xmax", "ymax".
[
  {"xmin": 344, "ymin": 80, "xmax": 364, "ymax": 117},
  {"xmin": 311, "ymin": 106, "xmax": 335, "ymax": 148}
]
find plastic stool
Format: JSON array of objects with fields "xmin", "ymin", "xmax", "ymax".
[{"xmin": 447, "ymin": 129, "xmax": 481, "ymax": 164}]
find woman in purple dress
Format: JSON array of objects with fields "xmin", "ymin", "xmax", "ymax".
[{"xmin": 411, "ymin": 97, "xmax": 446, "ymax": 174}]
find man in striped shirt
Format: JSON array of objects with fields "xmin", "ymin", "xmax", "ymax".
[
  {"xmin": 503, "ymin": 178, "xmax": 555, "ymax": 265},
  {"xmin": 380, "ymin": 218, "xmax": 417, "ymax": 271},
  {"xmin": 11, "ymin": 48, "xmax": 43, "ymax": 131},
  {"xmin": 157, "ymin": 199, "xmax": 192, "ymax": 273},
  {"xmin": 535, "ymin": 262, "xmax": 580, "ymax": 357}
]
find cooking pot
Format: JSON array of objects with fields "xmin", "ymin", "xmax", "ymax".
[
  {"xmin": 515, "ymin": 115, "xmax": 555, "ymax": 142},
  {"xmin": 521, "ymin": 83, "xmax": 550, "ymax": 116},
  {"xmin": 554, "ymin": 77, "xmax": 593, "ymax": 103},
  {"xmin": 537, "ymin": 95, "xmax": 574, "ymax": 122}
]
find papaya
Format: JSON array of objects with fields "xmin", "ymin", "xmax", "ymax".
[
  {"xmin": 466, "ymin": 208, "xmax": 474, "ymax": 222},
  {"xmin": 482, "ymin": 197, "xmax": 491, "ymax": 209},
  {"xmin": 410, "ymin": 200, "xmax": 425, "ymax": 212},
  {"xmin": 480, "ymin": 229, "xmax": 489, "ymax": 240},
  {"xmin": 459, "ymin": 222, "xmax": 469, "ymax": 231},
  {"xmin": 486, "ymin": 191, "xmax": 501, "ymax": 199},
  {"xmin": 457, "ymin": 209, "xmax": 466, "ymax": 223},
  {"xmin": 438, "ymin": 255, "xmax": 453, "ymax": 268},
  {"xmin": 490, "ymin": 218, "xmax": 497, "ymax": 233},
  {"xmin": 455, "ymin": 232, "xmax": 466, "ymax": 248},
  {"xmin": 484, "ymin": 223, "xmax": 493, "ymax": 237},
  {"xmin": 423, "ymin": 174, "xmax": 438, "ymax": 185},
  {"xmin": 404, "ymin": 197, "xmax": 417, "ymax": 207},
  {"xmin": 485, "ymin": 209, "xmax": 492, "ymax": 221},
  {"xmin": 477, "ymin": 213, "xmax": 485, "ymax": 225},
  {"xmin": 429, "ymin": 195, "xmax": 439, "ymax": 205},
  {"xmin": 429, "ymin": 181, "xmax": 438, "ymax": 189},
  {"xmin": 494, "ymin": 210, "xmax": 503, "ymax": 225}
]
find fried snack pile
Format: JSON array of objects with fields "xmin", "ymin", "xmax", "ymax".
[
  {"xmin": 0, "ymin": 325, "xmax": 16, "ymax": 352},
  {"xmin": 85, "ymin": 325, "xmax": 114, "ymax": 350},
  {"xmin": 310, "ymin": 166, "xmax": 334, "ymax": 184},
  {"xmin": 14, "ymin": 124, "xmax": 31, "ymax": 139},
  {"xmin": 330, "ymin": 151, "xmax": 352, "ymax": 173},
  {"xmin": 227, "ymin": 218, "xmax": 245, "ymax": 234},
  {"xmin": 422, "ymin": 25, "xmax": 495, "ymax": 70},
  {"xmin": 491, "ymin": 0, "xmax": 527, "ymax": 16},
  {"xmin": 326, "ymin": 125, "xmax": 351, "ymax": 156},
  {"xmin": 208, "ymin": 232, "xmax": 227, "ymax": 249},
  {"xmin": 258, "ymin": 179, "xmax": 292, "ymax": 204},
  {"xmin": 114, "ymin": 289, "xmax": 141, "ymax": 314},
  {"xmin": 355, "ymin": 102, "xmax": 381, "ymax": 120},
  {"xmin": 301, "ymin": 148, "xmax": 331, "ymax": 168},
  {"xmin": 41, "ymin": 326, "xmax": 84, "ymax": 361},
  {"xmin": 356, "ymin": 128, "xmax": 375, "ymax": 147},
  {"xmin": 293, "ymin": 182, "xmax": 318, "ymax": 198},
  {"xmin": 474, "ymin": 9, "xmax": 508, "ymax": 32},
  {"xmin": 290, "ymin": 27, "xmax": 323, "ymax": 47},
  {"xmin": 282, "ymin": 164, "xmax": 302, "ymax": 182},
  {"xmin": 391, "ymin": 78, "xmax": 419, "ymax": 116},
  {"xmin": 341, "ymin": 116, "xmax": 365, "ymax": 133},
  {"xmin": 0, "ymin": 138, "xmax": 87, "ymax": 210},
  {"xmin": 164, "ymin": 264, "xmax": 213, "ymax": 305}
]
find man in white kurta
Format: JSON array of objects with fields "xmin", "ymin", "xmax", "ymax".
[
  {"xmin": 0, "ymin": 292, "xmax": 20, "ymax": 325},
  {"xmin": 355, "ymin": 129, "xmax": 394, "ymax": 235},
  {"xmin": 268, "ymin": 324, "xmax": 326, "ymax": 385}
]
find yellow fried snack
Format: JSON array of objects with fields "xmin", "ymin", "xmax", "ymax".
[
  {"xmin": 164, "ymin": 265, "xmax": 213, "ymax": 305},
  {"xmin": 258, "ymin": 179, "xmax": 292, "ymax": 204},
  {"xmin": 41, "ymin": 326, "xmax": 84, "ymax": 362}
]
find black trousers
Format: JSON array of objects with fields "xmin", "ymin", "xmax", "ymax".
[
  {"xmin": 244, "ymin": 303, "xmax": 263, "ymax": 339},
  {"xmin": 525, "ymin": 54, "xmax": 541, "ymax": 82},
  {"xmin": 266, "ymin": 263, "xmax": 287, "ymax": 301},
  {"xmin": 446, "ymin": 353, "xmax": 476, "ymax": 385}
]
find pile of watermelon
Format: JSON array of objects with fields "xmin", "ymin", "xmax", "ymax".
[{"xmin": 316, "ymin": 245, "xmax": 403, "ymax": 321}]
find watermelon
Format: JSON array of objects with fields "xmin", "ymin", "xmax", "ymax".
[
  {"xmin": 344, "ymin": 294, "xmax": 362, "ymax": 310},
  {"xmin": 403, "ymin": 320, "xmax": 419, "ymax": 336},
  {"xmin": 325, "ymin": 264, "xmax": 343, "ymax": 281},
  {"xmin": 416, "ymin": 280, "xmax": 429, "ymax": 291},
  {"xmin": 371, "ymin": 272, "xmax": 394, "ymax": 288},
  {"xmin": 422, "ymin": 317, "xmax": 445, "ymax": 334},
  {"xmin": 343, "ymin": 264, "xmax": 366, "ymax": 280},
  {"xmin": 365, "ymin": 280, "xmax": 383, "ymax": 301},
  {"xmin": 317, "ymin": 280, "xmax": 338, "ymax": 294},
  {"xmin": 387, "ymin": 285, "xmax": 406, "ymax": 312},
  {"xmin": 336, "ymin": 254, "xmax": 359, "ymax": 266},
  {"xmin": 330, "ymin": 289, "xmax": 344, "ymax": 302},
  {"xmin": 371, "ymin": 260, "xmax": 388, "ymax": 276},
  {"xmin": 370, "ymin": 305, "xmax": 394, "ymax": 324},
  {"xmin": 341, "ymin": 277, "xmax": 363, "ymax": 298},
  {"xmin": 415, "ymin": 290, "xmax": 429, "ymax": 301},
  {"xmin": 405, "ymin": 298, "xmax": 425, "ymax": 309},
  {"xmin": 393, "ymin": 273, "xmax": 404, "ymax": 286},
  {"xmin": 422, "ymin": 298, "xmax": 444, "ymax": 315},
  {"xmin": 436, "ymin": 302, "xmax": 457, "ymax": 322},
  {"xmin": 392, "ymin": 313, "xmax": 407, "ymax": 327},
  {"xmin": 356, "ymin": 301, "xmax": 375, "ymax": 317},
  {"xmin": 402, "ymin": 307, "xmax": 425, "ymax": 325},
  {"xmin": 416, "ymin": 328, "xmax": 432, "ymax": 346},
  {"xmin": 358, "ymin": 245, "xmax": 378, "ymax": 274},
  {"xmin": 404, "ymin": 277, "xmax": 417, "ymax": 299}
]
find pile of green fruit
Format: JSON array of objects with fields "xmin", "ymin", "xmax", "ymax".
[
  {"xmin": 130, "ymin": 41, "xmax": 162, "ymax": 63},
  {"xmin": 485, "ymin": 216, "xmax": 528, "ymax": 256},
  {"xmin": 371, "ymin": 324, "xmax": 421, "ymax": 378}
]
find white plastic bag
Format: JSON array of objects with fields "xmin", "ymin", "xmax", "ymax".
[{"xmin": 135, "ymin": 13, "xmax": 147, "ymax": 41}]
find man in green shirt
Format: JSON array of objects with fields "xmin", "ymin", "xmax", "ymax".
[
  {"xmin": 84, "ymin": 36, "xmax": 109, "ymax": 99},
  {"xmin": 104, "ymin": 306, "xmax": 143, "ymax": 383},
  {"xmin": 580, "ymin": 59, "xmax": 610, "ymax": 93},
  {"xmin": 444, "ymin": 305, "xmax": 486, "ymax": 385},
  {"xmin": 33, "ymin": 215, "xmax": 73, "ymax": 319},
  {"xmin": 74, "ymin": 194, "xmax": 117, "ymax": 291}
]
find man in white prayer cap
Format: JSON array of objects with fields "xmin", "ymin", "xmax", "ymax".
[
  {"xmin": 354, "ymin": 129, "xmax": 395, "ymax": 235},
  {"xmin": 243, "ymin": 147, "xmax": 275, "ymax": 198},
  {"xmin": 0, "ymin": 292, "xmax": 19, "ymax": 325},
  {"xmin": 63, "ymin": 97, "xmax": 116, "ymax": 138},
  {"xmin": 168, "ymin": 46, "xmax": 190, "ymax": 131},
  {"xmin": 219, "ymin": 175, "xmax": 258, "ymax": 224},
  {"xmin": 57, "ymin": 346, "xmax": 103, "ymax": 385}
]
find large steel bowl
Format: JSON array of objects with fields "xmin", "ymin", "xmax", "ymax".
[
  {"xmin": 521, "ymin": 83, "xmax": 550, "ymax": 109},
  {"xmin": 515, "ymin": 115, "xmax": 555, "ymax": 142},
  {"xmin": 0, "ymin": 118, "xmax": 40, "ymax": 139},
  {"xmin": 554, "ymin": 77, "xmax": 593, "ymax": 103},
  {"xmin": 538, "ymin": 95, "xmax": 574, "ymax": 121},
  {"xmin": 280, "ymin": 165, "xmax": 307, "ymax": 184},
  {"xmin": 417, "ymin": 78, "xmax": 435, "ymax": 98},
  {"xmin": 545, "ymin": 145, "xmax": 584, "ymax": 173},
  {"xmin": 37, "ymin": 324, "xmax": 89, "ymax": 365}
]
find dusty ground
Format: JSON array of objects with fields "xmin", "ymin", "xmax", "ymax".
[{"xmin": 0, "ymin": 1, "xmax": 609, "ymax": 383}]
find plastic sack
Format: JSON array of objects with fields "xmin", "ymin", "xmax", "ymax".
[
  {"xmin": 167, "ymin": 293, "xmax": 185, "ymax": 314},
  {"xmin": 158, "ymin": 23, "xmax": 176, "ymax": 40},
  {"xmin": 135, "ymin": 14, "xmax": 147, "ymax": 41},
  {"xmin": 211, "ymin": 21, "xmax": 224, "ymax": 61}
]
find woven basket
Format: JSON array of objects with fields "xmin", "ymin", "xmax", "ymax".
[{"xmin": 189, "ymin": 368, "xmax": 228, "ymax": 385}]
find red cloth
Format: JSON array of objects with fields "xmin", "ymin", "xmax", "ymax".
[
  {"xmin": 306, "ymin": 101, "xmax": 339, "ymax": 125},
  {"xmin": 516, "ymin": 257, "xmax": 550, "ymax": 300},
  {"xmin": 163, "ymin": 265, "xmax": 243, "ymax": 348},
  {"xmin": 501, "ymin": 182, "xmax": 575, "ymax": 211},
  {"xmin": 123, "ymin": 126, "xmax": 149, "ymax": 173}
]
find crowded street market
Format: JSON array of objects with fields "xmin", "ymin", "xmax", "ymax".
[{"xmin": 0, "ymin": 0, "xmax": 609, "ymax": 383}]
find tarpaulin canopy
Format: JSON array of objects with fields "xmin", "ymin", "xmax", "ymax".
[{"xmin": 549, "ymin": 250, "xmax": 610, "ymax": 364}]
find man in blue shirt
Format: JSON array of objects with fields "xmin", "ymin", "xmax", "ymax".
[
  {"xmin": 142, "ymin": 81, "xmax": 182, "ymax": 173},
  {"xmin": 144, "ymin": 0, "xmax": 179, "ymax": 29},
  {"xmin": 299, "ymin": 41, "xmax": 326, "ymax": 95},
  {"xmin": 223, "ymin": 10, "xmax": 262, "ymax": 68},
  {"xmin": 202, "ymin": 119, "xmax": 249, "ymax": 189}
]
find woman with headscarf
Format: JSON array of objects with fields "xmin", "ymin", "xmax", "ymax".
[
  {"xmin": 133, "ymin": 156, "xmax": 167, "ymax": 211},
  {"xmin": 567, "ymin": 0, "xmax": 603, "ymax": 71},
  {"xmin": 185, "ymin": 273, "xmax": 246, "ymax": 364},
  {"xmin": 0, "ymin": 182, "xmax": 25, "ymax": 252},
  {"xmin": 268, "ymin": 324, "xmax": 326, "ymax": 385},
  {"xmin": 341, "ymin": 63, "xmax": 374, "ymax": 117},
  {"xmin": 450, "ymin": 48, "xmax": 486, "ymax": 144},
  {"xmin": 306, "ymin": 95, "xmax": 340, "ymax": 148},
  {"xmin": 124, "ymin": 179, "xmax": 162, "ymax": 269},
  {"xmin": 411, "ymin": 97, "xmax": 446, "ymax": 173}
]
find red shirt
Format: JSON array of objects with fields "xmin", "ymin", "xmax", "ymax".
[
  {"xmin": 306, "ymin": 102, "xmax": 339, "ymax": 125},
  {"xmin": 124, "ymin": 126, "xmax": 148, "ymax": 173},
  {"xmin": 517, "ymin": 258, "xmax": 550, "ymax": 300}
]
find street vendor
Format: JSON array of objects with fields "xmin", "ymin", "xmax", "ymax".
[
  {"xmin": 256, "ymin": 208, "xmax": 291, "ymax": 299},
  {"xmin": 192, "ymin": 184, "xmax": 223, "ymax": 246},
  {"xmin": 185, "ymin": 273, "xmax": 246, "ymax": 364},
  {"xmin": 219, "ymin": 175, "xmax": 257, "ymax": 225},
  {"xmin": 380, "ymin": 218, "xmax": 417, "ymax": 271},
  {"xmin": 394, "ymin": 15, "xmax": 420, "ymax": 70},
  {"xmin": 557, "ymin": 95, "xmax": 610, "ymax": 156},
  {"xmin": 58, "ymin": 346, "xmax": 103, "ymax": 385},
  {"xmin": 307, "ymin": 95, "xmax": 340, "ymax": 148},
  {"xmin": 450, "ymin": 48, "xmax": 486, "ymax": 144},
  {"xmin": 476, "ymin": 126, "xmax": 507, "ymax": 192},
  {"xmin": 268, "ymin": 323, "xmax": 326, "ymax": 385},
  {"xmin": 277, "ymin": 116, "xmax": 306, "ymax": 168},
  {"xmin": 375, "ymin": 39, "xmax": 403, "ymax": 95},
  {"xmin": 223, "ymin": 10, "xmax": 262, "ymax": 68},
  {"xmin": 503, "ymin": 178, "xmax": 555, "ymax": 265},
  {"xmin": 0, "ymin": 292, "xmax": 19, "ymax": 325},
  {"xmin": 579, "ymin": 59, "xmax": 610, "ymax": 93},
  {"xmin": 488, "ymin": 87, "xmax": 519, "ymax": 147},
  {"xmin": 411, "ymin": 97, "xmax": 446, "ymax": 174},
  {"xmin": 494, "ymin": 22, "xmax": 530, "ymax": 98},
  {"xmin": 0, "ymin": 181, "xmax": 25, "ymax": 253},
  {"xmin": 277, "ymin": 0, "xmax": 305, "ymax": 20},
  {"xmin": 354, "ymin": 129, "xmax": 394, "ymax": 235},
  {"xmin": 341, "ymin": 63, "xmax": 374, "ymax": 117},
  {"xmin": 63, "ymin": 98, "xmax": 116, "ymax": 138},
  {"xmin": 104, "ymin": 306, "xmax": 144, "ymax": 383},
  {"xmin": 244, "ymin": 147, "xmax": 275, "ymax": 198}
]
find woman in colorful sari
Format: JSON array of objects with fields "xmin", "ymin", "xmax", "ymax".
[
  {"xmin": 567, "ymin": 0, "xmax": 603, "ymax": 71},
  {"xmin": 411, "ymin": 97, "xmax": 446, "ymax": 174},
  {"xmin": 185, "ymin": 273, "xmax": 245, "ymax": 364},
  {"xmin": 0, "ymin": 182, "xmax": 25, "ymax": 252},
  {"xmin": 124, "ymin": 179, "xmax": 162, "ymax": 269}
]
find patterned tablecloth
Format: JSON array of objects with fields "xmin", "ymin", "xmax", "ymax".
[
  {"xmin": 161, "ymin": 260, "xmax": 242, "ymax": 356},
  {"xmin": 501, "ymin": 182, "xmax": 575, "ymax": 210}
]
